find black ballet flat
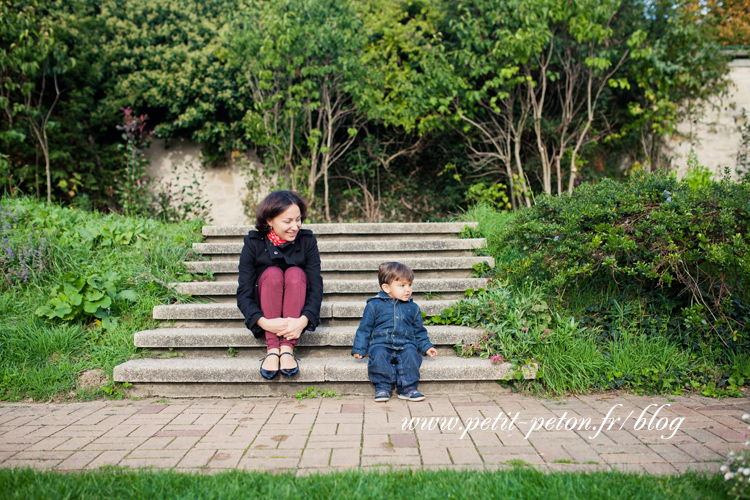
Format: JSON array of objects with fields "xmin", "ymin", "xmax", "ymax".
[
  {"xmin": 259, "ymin": 352, "xmax": 280, "ymax": 380},
  {"xmin": 279, "ymin": 352, "xmax": 300, "ymax": 376}
]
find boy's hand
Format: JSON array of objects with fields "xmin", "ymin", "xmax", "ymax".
[
  {"xmin": 353, "ymin": 353, "xmax": 363, "ymax": 359},
  {"xmin": 426, "ymin": 347, "xmax": 437, "ymax": 357}
]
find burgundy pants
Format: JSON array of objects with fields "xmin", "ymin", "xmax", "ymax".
[{"xmin": 257, "ymin": 266, "xmax": 307, "ymax": 350}]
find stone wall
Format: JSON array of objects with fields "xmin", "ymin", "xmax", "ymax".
[
  {"xmin": 668, "ymin": 58, "xmax": 750, "ymax": 178},
  {"xmin": 144, "ymin": 138, "xmax": 272, "ymax": 225}
]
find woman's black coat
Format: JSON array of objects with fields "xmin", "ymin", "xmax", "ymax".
[{"xmin": 236, "ymin": 229, "xmax": 323, "ymax": 338}]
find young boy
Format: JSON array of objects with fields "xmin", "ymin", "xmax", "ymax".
[{"xmin": 351, "ymin": 262, "xmax": 438, "ymax": 402}]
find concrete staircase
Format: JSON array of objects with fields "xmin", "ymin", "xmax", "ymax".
[{"xmin": 113, "ymin": 222, "xmax": 536, "ymax": 397}]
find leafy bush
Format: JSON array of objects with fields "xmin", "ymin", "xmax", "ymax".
[
  {"xmin": 35, "ymin": 272, "xmax": 139, "ymax": 331},
  {"xmin": 493, "ymin": 170, "xmax": 750, "ymax": 358},
  {"xmin": 0, "ymin": 196, "xmax": 202, "ymax": 401}
]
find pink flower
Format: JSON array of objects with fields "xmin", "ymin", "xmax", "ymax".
[
  {"xmin": 490, "ymin": 354, "xmax": 504, "ymax": 364},
  {"xmin": 491, "ymin": 306, "xmax": 496, "ymax": 310},
  {"xmin": 521, "ymin": 327, "xmax": 527, "ymax": 332},
  {"xmin": 487, "ymin": 278, "xmax": 492, "ymax": 283}
]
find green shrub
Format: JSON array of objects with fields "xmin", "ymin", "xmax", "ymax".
[
  {"xmin": 493, "ymin": 170, "xmax": 750, "ymax": 358},
  {"xmin": 0, "ymin": 196, "xmax": 202, "ymax": 401}
]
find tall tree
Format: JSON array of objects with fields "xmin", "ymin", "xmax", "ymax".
[
  {"xmin": 0, "ymin": 0, "xmax": 65, "ymax": 202},
  {"xmin": 230, "ymin": 0, "xmax": 369, "ymax": 221}
]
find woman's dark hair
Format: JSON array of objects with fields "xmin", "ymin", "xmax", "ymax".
[{"xmin": 254, "ymin": 190, "xmax": 308, "ymax": 233}]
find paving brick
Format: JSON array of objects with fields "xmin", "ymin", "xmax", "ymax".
[
  {"xmin": 562, "ymin": 443, "xmax": 602, "ymax": 464},
  {"xmin": 330, "ymin": 448, "xmax": 360, "ymax": 467},
  {"xmin": 0, "ymin": 442, "xmax": 32, "ymax": 453},
  {"xmin": 177, "ymin": 449, "xmax": 217, "ymax": 468},
  {"xmin": 309, "ymin": 424, "xmax": 338, "ymax": 436},
  {"xmin": 240, "ymin": 458, "xmax": 299, "ymax": 470},
  {"xmin": 120, "ymin": 457, "xmax": 182, "ymax": 468},
  {"xmin": 421, "ymin": 446, "xmax": 451, "ymax": 465},
  {"xmin": 196, "ymin": 436, "xmax": 253, "ymax": 450},
  {"xmin": 335, "ymin": 423, "xmax": 361, "ymax": 435},
  {"xmin": 362, "ymin": 446, "xmax": 419, "ymax": 457},
  {"xmin": 609, "ymin": 463, "xmax": 645, "ymax": 473},
  {"xmin": 166, "ymin": 437, "xmax": 202, "ymax": 450},
  {"xmin": 54, "ymin": 437, "xmax": 95, "ymax": 451},
  {"xmin": 673, "ymin": 462, "xmax": 722, "ymax": 474},
  {"xmin": 83, "ymin": 437, "xmax": 146, "ymax": 451},
  {"xmin": 360, "ymin": 455, "xmax": 421, "ymax": 467},
  {"xmin": 100, "ymin": 425, "xmax": 139, "ymax": 438},
  {"xmin": 299, "ymin": 448, "xmax": 331, "ymax": 468},
  {"xmin": 135, "ymin": 437, "xmax": 175, "ymax": 450},
  {"xmin": 389, "ymin": 434, "xmax": 417, "ymax": 448},
  {"xmin": 676, "ymin": 443, "xmax": 725, "ymax": 461},
  {"xmin": 533, "ymin": 444, "xmax": 574, "ymax": 464},
  {"xmin": 481, "ymin": 449, "xmax": 545, "ymax": 465},
  {"xmin": 13, "ymin": 450, "xmax": 73, "ymax": 461},
  {"xmin": 705, "ymin": 441, "xmax": 745, "ymax": 455},
  {"xmin": 57, "ymin": 451, "xmax": 102, "ymax": 470},
  {"xmin": 86, "ymin": 450, "xmax": 130, "ymax": 469},
  {"xmin": 448, "ymin": 446, "xmax": 482, "ymax": 464},
  {"xmin": 207, "ymin": 449, "xmax": 244, "ymax": 468},
  {"xmin": 128, "ymin": 425, "xmax": 165, "ymax": 438},
  {"xmin": 169, "ymin": 414, "xmax": 200, "ymax": 425},
  {"xmin": 0, "ymin": 459, "xmax": 62, "ymax": 469},
  {"xmin": 647, "ymin": 444, "xmax": 698, "ymax": 463},
  {"xmin": 26, "ymin": 437, "xmax": 71, "ymax": 451}
]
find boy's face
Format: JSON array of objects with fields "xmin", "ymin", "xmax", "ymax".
[{"xmin": 382, "ymin": 279, "xmax": 412, "ymax": 302}]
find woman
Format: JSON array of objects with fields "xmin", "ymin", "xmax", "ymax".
[{"xmin": 236, "ymin": 191, "xmax": 323, "ymax": 379}]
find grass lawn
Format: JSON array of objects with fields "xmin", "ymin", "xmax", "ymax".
[{"xmin": 0, "ymin": 467, "xmax": 730, "ymax": 500}]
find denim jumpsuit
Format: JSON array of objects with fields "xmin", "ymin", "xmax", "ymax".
[{"xmin": 351, "ymin": 291, "xmax": 435, "ymax": 394}]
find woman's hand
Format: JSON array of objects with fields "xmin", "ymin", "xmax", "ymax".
[
  {"xmin": 256, "ymin": 317, "xmax": 289, "ymax": 334},
  {"xmin": 279, "ymin": 316, "xmax": 309, "ymax": 340}
]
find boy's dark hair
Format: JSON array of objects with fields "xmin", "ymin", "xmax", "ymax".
[
  {"xmin": 378, "ymin": 262, "xmax": 415, "ymax": 288},
  {"xmin": 254, "ymin": 190, "xmax": 308, "ymax": 233}
]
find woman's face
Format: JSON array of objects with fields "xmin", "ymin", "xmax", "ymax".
[{"xmin": 267, "ymin": 204, "xmax": 302, "ymax": 242}]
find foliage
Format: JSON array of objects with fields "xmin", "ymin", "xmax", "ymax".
[
  {"xmin": 493, "ymin": 170, "xmax": 750, "ymax": 358},
  {"xmin": 0, "ymin": 0, "xmax": 735, "ymax": 218},
  {"xmin": 0, "ymin": 195, "xmax": 202, "ymax": 401},
  {"xmin": 294, "ymin": 386, "xmax": 340, "ymax": 401},
  {"xmin": 683, "ymin": 0, "xmax": 750, "ymax": 47},
  {"xmin": 0, "ymin": 205, "xmax": 48, "ymax": 286},
  {"xmin": 465, "ymin": 183, "xmax": 511, "ymax": 211},
  {"xmin": 721, "ymin": 413, "xmax": 750, "ymax": 500},
  {"xmin": 114, "ymin": 107, "xmax": 153, "ymax": 216},
  {"xmin": 738, "ymin": 109, "xmax": 750, "ymax": 181},
  {"xmin": 35, "ymin": 271, "xmax": 139, "ymax": 331},
  {"xmin": 617, "ymin": 0, "xmax": 729, "ymax": 168}
]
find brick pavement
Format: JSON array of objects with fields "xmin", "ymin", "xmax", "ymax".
[{"xmin": 0, "ymin": 393, "xmax": 747, "ymax": 476}]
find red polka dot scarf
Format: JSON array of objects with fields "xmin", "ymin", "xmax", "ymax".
[{"xmin": 267, "ymin": 230, "xmax": 285, "ymax": 246}]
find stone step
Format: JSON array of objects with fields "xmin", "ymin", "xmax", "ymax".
[
  {"xmin": 203, "ymin": 222, "xmax": 476, "ymax": 243},
  {"xmin": 134, "ymin": 325, "xmax": 483, "ymax": 348},
  {"xmin": 171, "ymin": 278, "xmax": 488, "ymax": 302},
  {"xmin": 185, "ymin": 256, "xmax": 494, "ymax": 281},
  {"xmin": 153, "ymin": 300, "xmax": 459, "ymax": 322},
  {"xmin": 113, "ymin": 356, "xmax": 536, "ymax": 385},
  {"xmin": 193, "ymin": 238, "xmax": 486, "ymax": 261}
]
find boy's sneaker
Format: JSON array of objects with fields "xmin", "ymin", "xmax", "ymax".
[
  {"xmin": 374, "ymin": 391, "xmax": 390, "ymax": 402},
  {"xmin": 398, "ymin": 390, "xmax": 425, "ymax": 402}
]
